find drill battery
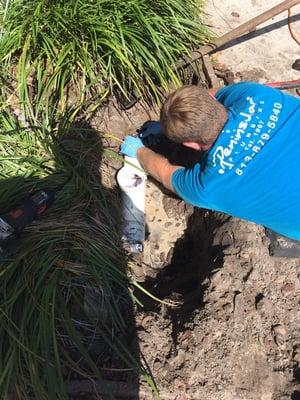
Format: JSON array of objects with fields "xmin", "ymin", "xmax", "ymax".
[{"xmin": 0, "ymin": 189, "xmax": 56, "ymax": 249}]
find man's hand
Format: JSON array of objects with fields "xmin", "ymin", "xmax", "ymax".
[
  {"xmin": 120, "ymin": 135, "xmax": 144, "ymax": 158},
  {"xmin": 120, "ymin": 131, "xmax": 183, "ymax": 193},
  {"xmin": 138, "ymin": 120, "xmax": 163, "ymax": 146}
]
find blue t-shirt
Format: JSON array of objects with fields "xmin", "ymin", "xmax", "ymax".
[{"xmin": 172, "ymin": 82, "xmax": 300, "ymax": 240}]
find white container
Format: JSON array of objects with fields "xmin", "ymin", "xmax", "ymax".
[{"xmin": 116, "ymin": 156, "xmax": 146, "ymax": 253}]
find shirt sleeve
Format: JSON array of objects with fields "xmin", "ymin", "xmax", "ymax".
[{"xmin": 171, "ymin": 164, "xmax": 208, "ymax": 208}]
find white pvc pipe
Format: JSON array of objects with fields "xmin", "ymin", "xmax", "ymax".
[{"xmin": 116, "ymin": 156, "xmax": 146, "ymax": 253}]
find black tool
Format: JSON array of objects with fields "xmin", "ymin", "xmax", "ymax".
[
  {"xmin": 0, "ymin": 188, "xmax": 56, "ymax": 241},
  {"xmin": 0, "ymin": 179, "xmax": 69, "ymax": 259}
]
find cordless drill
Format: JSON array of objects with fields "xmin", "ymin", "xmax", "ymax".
[{"xmin": 0, "ymin": 188, "xmax": 57, "ymax": 257}]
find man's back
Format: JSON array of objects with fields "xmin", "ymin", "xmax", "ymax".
[{"xmin": 172, "ymin": 82, "xmax": 300, "ymax": 239}]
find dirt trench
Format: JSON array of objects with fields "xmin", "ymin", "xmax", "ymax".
[
  {"xmin": 92, "ymin": 90, "xmax": 300, "ymax": 399},
  {"xmin": 136, "ymin": 212, "xmax": 300, "ymax": 400}
]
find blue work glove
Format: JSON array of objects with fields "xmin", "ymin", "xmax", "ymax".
[
  {"xmin": 138, "ymin": 120, "xmax": 164, "ymax": 146},
  {"xmin": 120, "ymin": 135, "xmax": 144, "ymax": 158}
]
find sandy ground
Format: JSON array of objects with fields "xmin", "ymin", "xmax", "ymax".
[{"xmin": 205, "ymin": 0, "xmax": 300, "ymax": 83}]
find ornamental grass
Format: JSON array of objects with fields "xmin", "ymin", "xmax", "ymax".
[
  {"xmin": 0, "ymin": 112, "xmax": 156, "ymax": 398},
  {"xmin": 0, "ymin": 0, "xmax": 209, "ymax": 398},
  {"xmin": 0, "ymin": 0, "xmax": 209, "ymax": 110}
]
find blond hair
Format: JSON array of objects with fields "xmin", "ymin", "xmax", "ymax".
[{"xmin": 160, "ymin": 85, "xmax": 228, "ymax": 145}]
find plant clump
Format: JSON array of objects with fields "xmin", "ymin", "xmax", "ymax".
[
  {"xmin": 0, "ymin": 117, "xmax": 155, "ymax": 399},
  {"xmin": 0, "ymin": 0, "xmax": 209, "ymax": 110}
]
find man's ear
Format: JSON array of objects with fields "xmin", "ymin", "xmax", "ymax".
[{"xmin": 182, "ymin": 141, "xmax": 202, "ymax": 151}]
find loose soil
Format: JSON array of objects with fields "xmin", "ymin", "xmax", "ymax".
[{"xmin": 92, "ymin": 1, "xmax": 300, "ymax": 399}]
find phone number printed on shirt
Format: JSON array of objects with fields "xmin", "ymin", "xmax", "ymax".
[{"xmin": 235, "ymin": 102, "xmax": 282, "ymax": 176}]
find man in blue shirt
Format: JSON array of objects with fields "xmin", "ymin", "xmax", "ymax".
[{"xmin": 120, "ymin": 82, "xmax": 300, "ymax": 241}]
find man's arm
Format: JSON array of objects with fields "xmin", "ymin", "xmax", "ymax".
[
  {"xmin": 120, "ymin": 136, "xmax": 204, "ymax": 206},
  {"xmin": 137, "ymin": 147, "xmax": 183, "ymax": 192}
]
